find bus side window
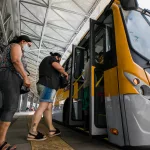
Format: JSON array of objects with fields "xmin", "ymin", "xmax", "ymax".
[
  {"xmin": 74, "ymin": 48, "xmax": 84, "ymax": 79},
  {"xmin": 104, "ymin": 26, "xmax": 117, "ymax": 70}
]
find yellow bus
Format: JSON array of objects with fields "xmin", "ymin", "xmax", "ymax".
[{"xmin": 53, "ymin": 0, "xmax": 150, "ymax": 147}]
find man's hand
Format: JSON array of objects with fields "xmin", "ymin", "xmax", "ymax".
[
  {"xmin": 23, "ymin": 76, "xmax": 31, "ymax": 88},
  {"xmin": 64, "ymin": 72, "xmax": 69, "ymax": 80},
  {"xmin": 65, "ymin": 74, "xmax": 69, "ymax": 81}
]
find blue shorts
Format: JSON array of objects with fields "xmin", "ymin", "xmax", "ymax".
[{"xmin": 37, "ymin": 84, "xmax": 56, "ymax": 103}]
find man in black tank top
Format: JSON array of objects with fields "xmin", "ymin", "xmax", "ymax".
[
  {"xmin": 38, "ymin": 55, "xmax": 61, "ymax": 90},
  {"xmin": 27, "ymin": 52, "xmax": 68, "ymax": 141}
]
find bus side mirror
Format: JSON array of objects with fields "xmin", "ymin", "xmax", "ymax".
[{"xmin": 120, "ymin": 0, "xmax": 138, "ymax": 10}]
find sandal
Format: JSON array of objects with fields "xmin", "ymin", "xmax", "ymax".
[
  {"xmin": 27, "ymin": 131, "xmax": 47, "ymax": 141},
  {"xmin": 0, "ymin": 142, "xmax": 16, "ymax": 150},
  {"xmin": 49, "ymin": 128, "xmax": 61, "ymax": 137}
]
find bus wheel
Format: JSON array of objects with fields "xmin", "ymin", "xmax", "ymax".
[{"xmin": 63, "ymin": 98, "xmax": 69, "ymax": 125}]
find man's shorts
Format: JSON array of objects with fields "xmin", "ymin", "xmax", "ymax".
[{"xmin": 37, "ymin": 84, "xmax": 56, "ymax": 103}]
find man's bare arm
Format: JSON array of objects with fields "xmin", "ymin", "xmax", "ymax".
[{"xmin": 52, "ymin": 62, "xmax": 68, "ymax": 78}]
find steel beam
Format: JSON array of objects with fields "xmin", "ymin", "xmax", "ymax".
[
  {"xmin": 31, "ymin": 0, "xmax": 47, "ymax": 6},
  {"xmin": 72, "ymin": 0, "xmax": 86, "ymax": 13},
  {"xmin": 21, "ymin": 17, "xmax": 75, "ymax": 33},
  {"xmin": 27, "ymin": 63, "xmax": 37, "ymax": 69},
  {"xmin": 26, "ymin": 61, "xmax": 37, "ymax": 66},
  {"xmin": 27, "ymin": 65, "xmax": 36, "ymax": 70},
  {"xmin": 28, "ymin": 52, "xmax": 44, "ymax": 60},
  {"xmin": 21, "ymin": 21, "xmax": 41, "ymax": 43},
  {"xmin": 19, "ymin": 0, "xmax": 21, "ymax": 35},
  {"xmin": 32, "ymin": 38, "xmax": 65, "ymax": 49},
  {"xmin": 9, "ymin": 0, "xmax": 15, "ymax": 36},
  {"xmin": 35, "ymin": 0, "xmax": 53, "ymax": 80},
  {"xmin": 4, "ymin": 14, "xmax": 11, "ymax": 26},
  {"xmin": 20, "ymin": 19, "xmax": 43, "ymax": 26},
  {"xmin": 21, "ymin": 2, "xmax": 43, "ymax": 24},
  {"xmin": 51, "ymin": 6, "xmax": 89, "ymax": 17},
  {"xmin": 21, "ymin": 17, "xmax": 43, "ymax": 26},
  {"xmin": 47, "ymin": 23, "xmax": 75, "ymax": 32},
  {"xmin": 44, "ymin": 34, "xmax": 68, "ymax": 43},
  {"xmin": 25, "ymin": 56, "xmax": 37, "ymax": 62},
  {"xmin": 52, "ymin": 9, "xmax": 76, "ymax": 30},
  {"xmin": 25, "ymin": 52, "xmax": 38, "ymax": 60},
  {"xmin": 42, "ymin": 42, "xmax": 49, "ymax": 49},
  {"xmin": 20, "ymin": 0, "xmax": 47, "ymax": 8},
  {"xmin": 21, "ymin": 30, "xmax": 40, "ymax": 39},
  {"xmin": 42, "ymin": 49, "xmax": 64, "ymax": 54},
  {"xmin": 2, "ymin": 0, "xmax": 7, "ymax": 17},
  {"xmin": 26, "ymin": 49, "xmax": 64, "ymax": 55},
  {"xmin": 33, "ymin": 41, "xmax": 39, "ymax": 49},
  {"xmin": 20, "ymin": 19, "xmax": 42, "ymax": 26},
  {"xmin": 52, "ymin": 0, "xmax": 71, "ymax": 5},
  {"xmin": 25, "ymin": 48, "xmax": 64, "ymax": 53},
  {"xmin": 0, "ymin": 11, "xmax": 8, "ymax": 44},
  {"xmin": 8, "ymin": 31, "xmax": 13, "ymax": 41},
  {"xmin": 50, "ymin": 27, "xmax": 68, "ymax": 42},
  {"xmin": 42, "ymin": 0, "xmax": 48, "ymax": 6},
  {"xmin": 27, "ymin": 66, "xmax": 36, "ymax": 71}
]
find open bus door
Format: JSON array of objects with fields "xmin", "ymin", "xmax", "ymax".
[
  {"xmin": 89, "ymin": 19, "xmax": 107, "ymax": 136},
  {"xmin": 67, "ymin": 45, "xmax": 85, "ymax": 126}
]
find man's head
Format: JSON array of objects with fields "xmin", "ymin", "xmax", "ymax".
[
  {"xmin": 50, "ymin": 52, "xmax": 62, "ymax": 63},
  {"xmin": 95, "ymin": 52, "xmax": 104, "ymax": 64}
]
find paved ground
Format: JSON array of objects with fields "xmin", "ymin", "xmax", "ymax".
[
  {"xmin": 6, "ymin": 112, "xmax": 121, "ymax": 150},
  {"xmin": 7, "ymin": 114, "xmax": 31, "ymax": 150},
  {"xmin": 53, "ymin": 122, "xmax": 120, "ymax": 150}
]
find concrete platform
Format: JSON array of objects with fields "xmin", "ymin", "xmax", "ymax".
[{"xmin": 6, "ymin": 112, "xmax": 121, "ymax": 150}]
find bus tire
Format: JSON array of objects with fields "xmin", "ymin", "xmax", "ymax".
[{"xmin": 63, "ymin": 98, "xmax": 69, "ymax": 125}]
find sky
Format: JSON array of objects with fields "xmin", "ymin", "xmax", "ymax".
[{"xmin": 138, "ymin": 0, "xmax": 150, "ymax": 9}]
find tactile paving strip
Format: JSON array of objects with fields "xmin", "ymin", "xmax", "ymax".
[{"xmin": 27, "ymin": 116, "xmax": 74, "ymax": 150}]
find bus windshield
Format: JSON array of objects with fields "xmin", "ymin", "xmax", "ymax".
[{"xmin": 123, "ymin": 10, "xmax": 150, "ymax": 60}]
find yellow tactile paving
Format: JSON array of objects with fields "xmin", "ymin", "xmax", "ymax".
[{"xmin": 27, "ymin": 116, "xmax": 74, "ymax": 150}]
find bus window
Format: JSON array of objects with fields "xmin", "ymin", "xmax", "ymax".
[
  {"xmin": 94, "ymin": 29, "xmax": 106, "ymax": 128},
  {"xmin": 74, "ymin": 47, "xmax": 84, "ymax": 79},
  {"xmin": 93, "ymin": 13, "xmax": 116, "ymax": 128},
  {"xmin": 71, "ymin": 46, "xmax": 85, "ymax": 121}
]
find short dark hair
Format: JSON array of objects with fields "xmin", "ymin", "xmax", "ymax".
[
  {"xmin": 9, "ymin": 35, "xmax": 32, "ymax": 44},
  {"xmin": 50, "ymin": 52, "xmax": 61, "ymax": 58}
]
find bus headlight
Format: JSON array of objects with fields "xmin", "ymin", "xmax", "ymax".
[{"xmin": 133, "ymin": 78, "xmax": 140, "ymax": 85}]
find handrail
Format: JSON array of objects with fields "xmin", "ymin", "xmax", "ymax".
[{"xmin": 95, "ymin": 75, "xmax": 104, "ymax": 87}]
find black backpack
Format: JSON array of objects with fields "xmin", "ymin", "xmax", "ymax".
[{"xmin": 60, "ymin": 76, "xmax": 68, "ymax": 88}]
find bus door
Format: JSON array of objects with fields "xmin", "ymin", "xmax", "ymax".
[
  {"xmin": 68, "ymin": 45, "xmax": 86, "ymax": 126},
  {"xmin": 89, "ymin": 19, "xmax": 107, "ymax": 135}
]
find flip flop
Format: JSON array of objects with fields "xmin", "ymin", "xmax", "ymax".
[{"xmin": 0, "ymin": 142, "xmax": 16, "ymax": 150}]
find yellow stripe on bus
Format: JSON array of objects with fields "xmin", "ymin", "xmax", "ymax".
[{"xmin": 91, "ymin": 66, "xmax": 95, "ymax": 96}]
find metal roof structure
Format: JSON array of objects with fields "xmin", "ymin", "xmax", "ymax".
[{"xmin": 0, "ymin": 0, "xmax": 111, "ymax": 98}]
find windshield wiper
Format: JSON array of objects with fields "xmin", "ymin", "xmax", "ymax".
[
  {"xmin": 142, "ymin": 9, "xmax": 150, "ymax": 15},
  {"xmin": 137, "ymin": 8, "xmax": 150, "ymax": 26},
  {"xmin": 141, "ymin": 9, "xmax": 150, "ymax": 27}
]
